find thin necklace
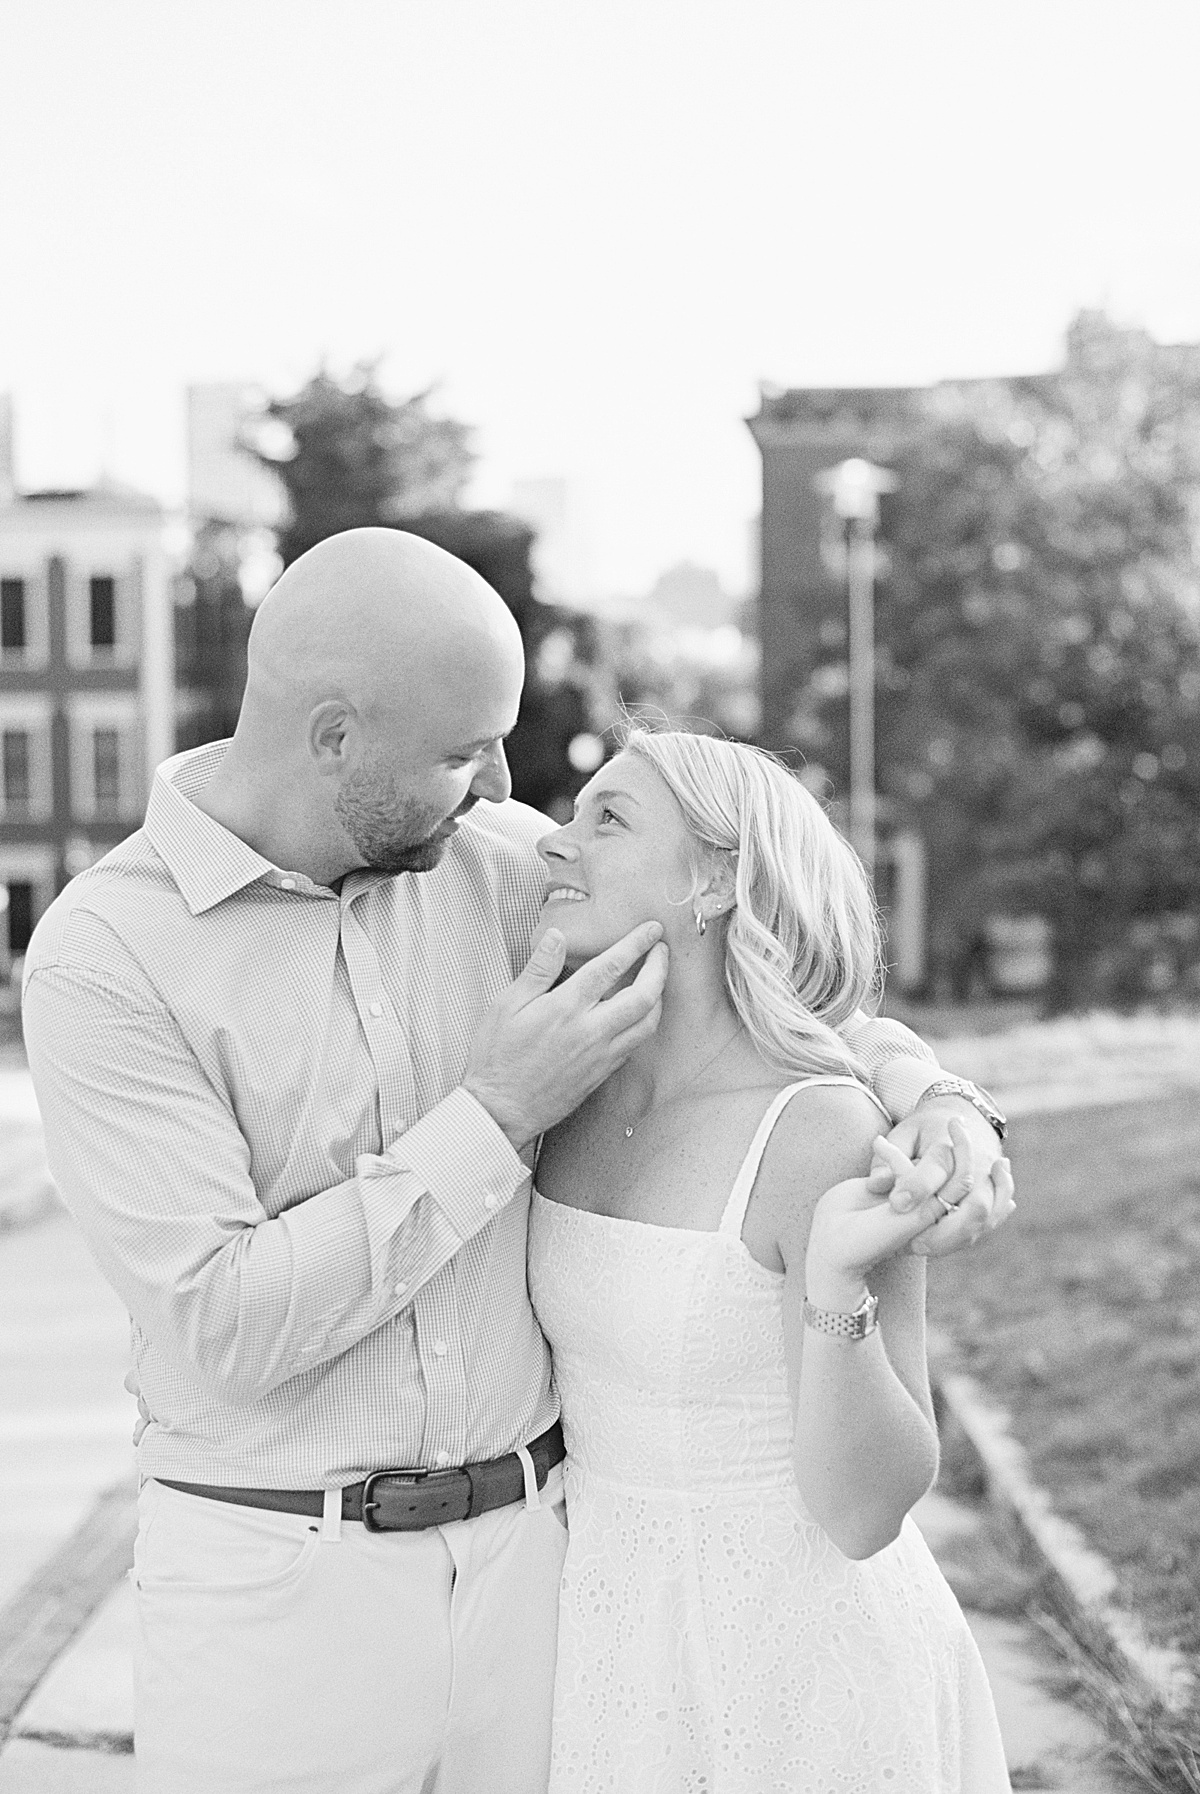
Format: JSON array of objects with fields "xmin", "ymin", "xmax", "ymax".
[{"xmin": 619, "ymin": 1027, "xmax": 743, "ymax": 1140}]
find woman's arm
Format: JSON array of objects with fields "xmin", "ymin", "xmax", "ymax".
[
  {"xmin": 786, "ymin": 1245, "xmax": 938, "ymax": 1561},
  {"xmin": 762, "ymin": 1094, "xmax": 1006, "ymax": 1560}
]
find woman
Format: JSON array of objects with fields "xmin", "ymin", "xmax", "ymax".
[{"xmin": 527, "ymin": 727, "xmax": 1013, "ymax": 1792}]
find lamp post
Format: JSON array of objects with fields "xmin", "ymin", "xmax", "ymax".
[{"xmin": 814, "ymin": 457, "xmax": 897, "ymax": 880}]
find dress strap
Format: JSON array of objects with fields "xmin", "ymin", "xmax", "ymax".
[{"xmin": 716, "ymin": 1076, "xmax": 891, "ymax": 1241}]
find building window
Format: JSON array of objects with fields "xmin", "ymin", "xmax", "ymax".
[
  {"xmin": 93, "ymin": 727, "xmax": 121, "ymax": 815},
  {"xmin": 89, "ymin": 576, "xmax": 117, "ymax": 650},
  {"xmin": 2, "ymin": 730, "xmax": 30, "ymax": 810},
  {"xmin": 1, "ymin": 579, "xmax": 25, "ymax": 652},
  {"xmin": 5, "ymin": 882, "xmax": 34, "ymax": 955}
]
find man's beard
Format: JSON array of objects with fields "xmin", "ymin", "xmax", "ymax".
[{"xmin": 335, "ymin": 762, "xmax": 470, "ymax": 875}]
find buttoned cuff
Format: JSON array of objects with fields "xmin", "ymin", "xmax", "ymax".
[
  {"xmin": 367, "ymin": 1086, "xmax": 529, "ymax": 1240},
  {"xmin": 871, "ymin": 1055, "xmax": 947, "ymax": 1123}
]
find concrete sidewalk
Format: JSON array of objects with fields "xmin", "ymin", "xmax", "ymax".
[
  {"xmin": 0, "ymin": 1485, "xmax": 1129, "ymax": 1791},
  {"xmin": 913, "ymin": 1488, "xmax": 1126, "ymax": 1793}
]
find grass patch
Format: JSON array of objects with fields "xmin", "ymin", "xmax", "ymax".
[
  {"xmin": 926, "ymin": 1092, "xmax": 1200, "ymax": 1670},
  {"xmin": 1032, "ymin": 1610, "xmax": 1200, "ymax": 1793}
]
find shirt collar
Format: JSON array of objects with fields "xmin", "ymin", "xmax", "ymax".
[{"xmin": 145, "ymin": 741, "xmax": 329, "ymax": 916}]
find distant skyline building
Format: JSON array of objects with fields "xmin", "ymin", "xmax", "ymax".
[
  {"xmin": 0, "ymin": 476, "xmax": 182, "ymax": 970},
  {"xmin": 0, "ymin": 396, "xmax": 15, "ymax": 507},
  {"xmin": 186, "ymin": 383, "xmax": 284, "ymax": 531},
  {"xmin": 646, "ymin": 561, "xmax": 738, "ymax": 631},
  {"xmin": 509, "ymin": 476, "xmax": 590, "ymax": 606}
]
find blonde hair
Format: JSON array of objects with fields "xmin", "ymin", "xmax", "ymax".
[{"xmin": 621, "ymin": 727, "xmax": 884, "ymax": 1079}]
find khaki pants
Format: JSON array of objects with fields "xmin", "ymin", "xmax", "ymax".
[{"xmin": 132, "ymin": 1467, "xmax": 568, "ymax": 1794}]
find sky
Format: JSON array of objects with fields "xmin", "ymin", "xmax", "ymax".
[{"xmin": 1, "ymin": 0, "xmax": 1199, "ymax": 600}]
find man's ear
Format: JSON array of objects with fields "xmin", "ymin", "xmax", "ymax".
[{"xmin": 308, "ymin": 700, "xmax": 358, "ymax": 775}]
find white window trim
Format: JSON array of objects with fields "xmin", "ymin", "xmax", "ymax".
[
  {"xmin": 0, "ymin": 696, "xmax": 53, "ymax": 822},
  {"xmin": 0, "ymin": 566, "xmax": 51, "ymax": 670},
  {"xmin": 0, "ymin": 845, "xmax": 56, "ymax": 967},
  {"xmin": 68, "ymin": 696, "xmax": 142, "ymax": 823},
  {"xmin": 66, "ymin": 562, "xmax": 140, "ymax": 671}
]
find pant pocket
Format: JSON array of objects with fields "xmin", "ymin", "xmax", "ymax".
[{"xmin": 134, "ymin": 1480, "xmax": 322, "ymax": 1596}]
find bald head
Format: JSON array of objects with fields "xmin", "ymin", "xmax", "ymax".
[
  {"xmin": 246, "ymin": 527, "xmax": 523, "ymax": 727},
  {"xmin": 201, "ymin": 528, "xmax": 527, "ymax": 884}
]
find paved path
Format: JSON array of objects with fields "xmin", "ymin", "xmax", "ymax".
[{"xmin": 0, "ymin": 1067, "xmax": 1133, "ymax": 1790}]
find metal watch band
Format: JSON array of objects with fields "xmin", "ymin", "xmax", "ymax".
[
  {"xmin": 802, "ymin": 1290, "xmax": 879, "ymax": 1340},
  {"xmin": 917, "ymin": 1077, "xmax": 1008, "ymax": 1144}
]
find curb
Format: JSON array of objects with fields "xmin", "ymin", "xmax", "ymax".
[
  {"xmin": 0, "ymin": 1121, "xmax": 58, "ymax": 1234},
  {"xmin": 0, "ymin": 1477, "xmax": 137, "ymax": 1746},
  {"xmin": 929, "ymin": 1336, "xmax": 1194, "ymax": 1715}
]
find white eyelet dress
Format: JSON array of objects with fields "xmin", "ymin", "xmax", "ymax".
[{"xmin": 527, "ymin": 1079, "xmax": 1011, "ymax": 1793}]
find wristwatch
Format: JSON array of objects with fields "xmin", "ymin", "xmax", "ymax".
[
  {"xmin": 802, "ymin": 1289, "xmax": 879, "ymax": 1340},
  {"xmin": 917, "ymin": 1077, "xmax": 1008, "ymax": 1144}
]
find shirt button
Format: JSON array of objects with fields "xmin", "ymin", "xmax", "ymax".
[
  {"xmin": 431, "ymin": 1339, "xmax": 449, "ymax": 1357},
  {"xmin": 394, "ymin": 1281, "xmax": 407, "ymax": 1297},
  {"xmin": 280, "ymin": 877, "xmax": 296, "ymax": 891},
  {"xmin": 368, "ymin": 1000, "xmax": 383, "ymax": 1018},
  {"xmin": 434, "ymin": 1450, "xmax": 452, "ymax": 1467},
  {"xmin": 483, "ymin": 1192, "xmax": 500, "ymax": 1211}
]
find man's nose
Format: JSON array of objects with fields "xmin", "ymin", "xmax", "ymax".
[{"xmin": 471, "ymin": 742, "xmax": 512, "ymax": 805}]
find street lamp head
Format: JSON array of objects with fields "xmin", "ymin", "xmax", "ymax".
[{"xmin": 815, "ymin": 456, "xmax": 899, "ymax": 525}]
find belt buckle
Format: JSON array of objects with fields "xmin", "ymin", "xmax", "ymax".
[{"xmin": 361, "ymin": 1466, "xmax": 473, "ymax": 1533}]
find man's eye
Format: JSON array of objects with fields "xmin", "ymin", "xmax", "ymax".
[{"xmin": 600, "ymin": 807, "xmax": 622, "ymax": 825}]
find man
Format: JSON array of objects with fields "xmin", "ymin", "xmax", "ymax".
[{"xmin": 23, "ymin": 529, "xmax": 1011, "ymax": 1794}]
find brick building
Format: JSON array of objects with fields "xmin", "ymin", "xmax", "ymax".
[
  {"xmin": 746, "ymin": 384, "xmax": 925, "ymax": 750},
  {"xmin": 0, "ymin": 486, "xmax": 179, "ymax": 971}
]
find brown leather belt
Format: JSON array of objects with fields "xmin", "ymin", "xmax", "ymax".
[{"xmin": 158, "ymin": 1421, "xmax": 565, "ymax": 1533}]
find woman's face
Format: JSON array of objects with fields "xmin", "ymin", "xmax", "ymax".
[{"xmin": 532, "ymin": 751, "xmax": 700, "ymax": 969}]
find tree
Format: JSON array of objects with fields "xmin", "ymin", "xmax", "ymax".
[
  {"xmin": 862, "ymin": 312, "xmax": 1200, "ymax": 1007},
  {"xmin": 252, "ymin": 365, "xmax": 604, "ymax": 816},
  {"xmin": 174, "ymin": 520, "xmax": 253, "ymax": 751},
  {"xmin": 248, "ymin": 364, "xmax": 474, "ymax": 567},
  {"xmin": 403, "ymin": 508, "xmax": 602, "ymax": 816}
]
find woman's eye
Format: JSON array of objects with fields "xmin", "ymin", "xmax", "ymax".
[{"xmin": 600, "ymin": 807, "xmax": 622, "ymax": 826}]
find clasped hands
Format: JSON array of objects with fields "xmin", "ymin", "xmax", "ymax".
[
  {"xmin": 869, "ymin": 1102, "xmax": 1015, "ymax": 1257},
  {"xmin": 806, "ymin": 1114, "xmax": 1015, "ymax": 1304}
]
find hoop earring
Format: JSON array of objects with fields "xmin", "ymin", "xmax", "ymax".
[{"xmin": 695, "ymin": 909, "xmax": 707, "ymax": 938}]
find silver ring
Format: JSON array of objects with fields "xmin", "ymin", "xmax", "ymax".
[{"xmin": 933, "ymin": 1192, "xmax": 956, "ymax": 1218}]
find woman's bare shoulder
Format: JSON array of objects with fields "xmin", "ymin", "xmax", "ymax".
[{"xmin": 752, "ymin": 1080, "xmax": 885, "ymax": 1214}]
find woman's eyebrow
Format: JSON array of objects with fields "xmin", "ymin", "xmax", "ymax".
[{"xmin": 573, "ymin": 788, "xmax": 643, "ymax": 817}]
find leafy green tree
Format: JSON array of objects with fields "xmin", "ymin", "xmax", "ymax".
[
  {"xmin": 782, "ymin": 314, "xmax": 1200, "ymax": 1002},
  {"xmin": 175, "ymin": 520, "xmax": 253, "ymax": 751},
  {"xmin": 404, "ymin": 508, "xmax": 600, "ymax": 816},
  {"xmin": 249, "ymin": 364, "xmax": 474, "ymax": 566},
  {"xmin": 866, "ymin": 312, "xmax": 1200, "ymax": 1008},
  {"xmin": 251, "ymin": 365, "xmax": 602, "ymax": 816}
]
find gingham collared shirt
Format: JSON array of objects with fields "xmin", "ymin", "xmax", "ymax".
[{"xmin": 22, "ymin": 740, "xmax": 943, "ymax": 1488}]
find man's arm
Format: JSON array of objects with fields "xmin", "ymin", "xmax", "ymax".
[
  {"xmin": 23, "ymin": 964, "xmax": 529, "ymax": 1406},
  {"xmin": 23, "ymin": 919, "xmax": 670, "ymax": 1406},
  {"xmin": 841, "ymin": 1009, "xmax": 943, "ymax": 1121}
]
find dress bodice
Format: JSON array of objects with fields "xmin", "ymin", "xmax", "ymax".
[
  {"xmin": 530, "ymin": 1194, "xmax": 794, "ymax": 1495},
  {"xmin": 528, "ymin": 1078, "xmax": 881, "ymax": 1498}
]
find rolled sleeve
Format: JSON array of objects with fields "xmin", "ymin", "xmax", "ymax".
[{"xmin": 842, "ymin": 1012, "xmax": 943, "ymax": 1122}]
